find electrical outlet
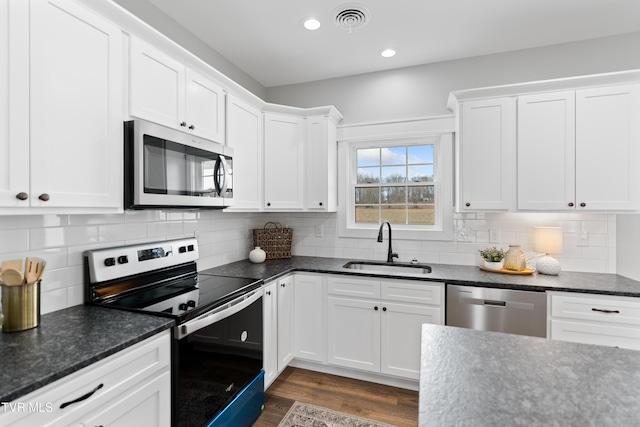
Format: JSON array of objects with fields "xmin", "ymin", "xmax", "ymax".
[
  {"xmin": 315, "ymin": 225, "xmax": 323, "ymax": 237},
  {"xmin": 489, "ymin": 229, "xmax": 499, "ymax": 243}
]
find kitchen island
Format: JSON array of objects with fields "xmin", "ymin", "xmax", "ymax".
[{"xmin": 419, "ymin": 323, "xmax": 640, "ymax": 425}]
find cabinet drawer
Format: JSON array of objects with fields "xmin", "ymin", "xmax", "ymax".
[
  {"xmin": 550, "ymin": 293, "xmax": 640, "ymax": 326},
  {"xmin": 381, "ymin": 280, "xmax": 443, "ymax": 306},
  {"xmin": 328, "ymin": 276, "xmax": 380, "ymax": 299},
  {"xmin": 1, "ymin": 330, "xmax": 171, "ymax": 426},
  {"xmin": 550, "ymin": 319, "xmax": 640, "ymax": 350}
]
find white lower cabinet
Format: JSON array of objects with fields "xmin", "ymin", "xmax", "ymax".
[
  {"xmin": 548, "ymin": 292, "xmax": 640, "ymax": 350},
  {"xmin": 277, "ymin": 275, "xmax": 295, "ymax": 372},
  {"xmin": 294, "ymin": 274, "xmax": 324, "ymax": 362},
  {"xmin": 327, "ymin": 277, "xmax": 444, "ymax": 380},
  {"xmin": 262, "ymin": 281, "xmax": 278, "ymax": 389},
  {"xmin": 0, "ymin": 330, "xmax": 171, "ymax": 426}
]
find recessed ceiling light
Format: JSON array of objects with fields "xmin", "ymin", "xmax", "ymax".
[
  {"xmin": 380, "ymin": 48, "xmax": 397, "ymax": 58},
  {"xmin": 303, "ymin": 18, "xmax": 321, "ymax": 31}
]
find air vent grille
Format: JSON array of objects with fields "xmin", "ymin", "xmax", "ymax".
[{"xmin": 332, "ymin": 4, "xmax": 370, "ymax": 33}]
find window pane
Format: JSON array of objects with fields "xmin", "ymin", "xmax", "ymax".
[
  {"xmin": 408, "ymin": 205, "xmax": 435, "ymax": 225},
  {"xmin": 382, "ymin": 166, "xmax": 405, "ymax": 183},
  {"xmin": 381, "ymin": 146, "xmax": 406, "ymax": 166},
  {"xmin": 408, "ymin": 145, "xmax": 433, "ymax": 164},
  {"xmin": 355, "ymin": 187, "xmax": 379, "ymax": 204},
  {"xmin": 408, "ymin": 186, "xmax": 435, "ymax": 203},
  {"xmin": 381, "ymin": 205, "xmax": 406, "ymax": 224},
  {"xmin": 357, "ymin": 167, "xmax": 380, "ymax": 184},
  {"xmin": 357, "ymin": 148, "xmax": 379, "ymax": 167},
  {"xmin": 355, "ymin": 205, "xmax": 379, "ymax": 223},
  {"xmin": 381, "ymin": 186, "xmax": 405, "ymax": 204},
  {"xmin": 408, "ymin": 165, "xmax": 433, "ymax": 182}
]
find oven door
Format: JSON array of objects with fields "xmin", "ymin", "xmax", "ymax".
[
  {"xmin": 125, "ymin": 119, "xmax": 234, "ymax": 209},
  {"xmin": 174, "ymin": 288, "xmax": 263, "ymax": 427}
]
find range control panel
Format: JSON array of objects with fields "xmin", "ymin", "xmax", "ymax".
[{"xmin": 86, "ymin": 238, "xmax": 199, "ymax": 283}]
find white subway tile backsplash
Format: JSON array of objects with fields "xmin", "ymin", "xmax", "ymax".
[{"xmin": 0, "ymin": 229, "xmax": 30, "ymax": 253}]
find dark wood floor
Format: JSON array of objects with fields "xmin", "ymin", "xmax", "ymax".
[{"xmin": 252, "ymin": 367, "xmax": 419, "ymax": 427}]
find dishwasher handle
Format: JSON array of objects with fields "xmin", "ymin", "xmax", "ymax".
[{"xmin": 484, "ymin": 299, "xmax": 506, "ymax": 307}]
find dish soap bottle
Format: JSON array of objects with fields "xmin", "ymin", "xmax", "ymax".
[{"xmin": 504, "ymin": 245, "xmax": 526, "ymax": 271}]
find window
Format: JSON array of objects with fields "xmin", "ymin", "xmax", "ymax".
[
  {"xmin": 338, "ymin": 131, "xmax": 453, "ymax": 241},
  {"xmin": 355, "ymin": 144, "xmax": 435, "ymax": 225}
]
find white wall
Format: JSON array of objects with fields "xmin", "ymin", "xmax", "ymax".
[
  {"xmin": 266, "ymin": 32, "xmax": 640, "ymax": 124},
  {"xmin": 616, "ymin": 215, "xmax": 640, "ymax": 281}
]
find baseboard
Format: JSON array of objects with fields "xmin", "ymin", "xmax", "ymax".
[{"xmin": 284, "ymin": 359, "xmax": 419, "ymax": 391}]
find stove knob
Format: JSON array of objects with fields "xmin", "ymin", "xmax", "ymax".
[
  {"xmin": 179, "ymin": 246, "xmax": 187, "ymax": 253},
  {"xmin": 104, "ymin": 257, "xmax": 116, "ymax": 267},
  {"xmin": 187, "ymin": 245, "xmax": 194, "ymax": 252},
  {"xmin": 117, "ymin": 255, "xmax": 128, "ymax": 264},
  {"xmin": 178, "ymin": 303, "xmax": 188, "ymax": 311},
  {"xmin": 187, "ymin": 300, "xmax": 196, "ymax": 307}
]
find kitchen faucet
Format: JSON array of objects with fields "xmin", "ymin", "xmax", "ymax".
[{"xmin": 377, "ymin": 221, "xmax": 398, "ymax": 263}]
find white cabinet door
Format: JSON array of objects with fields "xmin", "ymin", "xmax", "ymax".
[
  {"xmin": 460, "ymin": 97, "xmax": 515, "ymax": 210},
  {"xmin": 3, "ymin": 0, "xmax": 122, "ymax": 209},
  {"xmin": 517, "ymin": 91, "xmax": 576, "ymax": 210},
  {"xmin": 130, "ymin": 37, "xmax": 185, "ymax": 130},
  {"xmin": 264, "ymin": 113, "xmax": 304, "ymax": 210},
  {"xmin": 327, "ymin": 296, "xmax": 380, "ymax": 373},
  {"xmin": 380, "ymin": 302, "xmax": 440, "ymax": 380},
  {"xmin": 262, "ymin": 282, "xmax": 278, "ymax": 389},
  {"xmin": 277, "ymin": 275, "xmax": 294, "ymax": 372},
  {"xmin": 294, "ymin": 274, "xmax": 324, "ymax": 362},
  {"xmin": 0, "ymin": 1, "xmax": 30, "ymax": 207},
  {"xmin": 185, "ymin": 68, "xmax": 225, "ymax": 143},
  {"xmin": 226, "ymin": 96, "xmax": 262, "ymax": 209},
  {"xmin": 82, "ymin": 371, "xmax": 171, "ymax": 427},
  {"xmin": 306, "ymin": 115, "xmax": 338, "ymax": 211},
  {"xmin": 575, "ymin": 84, "xmax": 640, "ymax": 211}
]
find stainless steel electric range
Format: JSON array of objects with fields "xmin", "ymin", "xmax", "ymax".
[{"xmin": 84, "ymin": 238, "xmax": 264, "ymax": 427}]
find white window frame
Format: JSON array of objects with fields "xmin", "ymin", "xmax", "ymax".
[{"xmin": 338, "ymin": 131, "xmax": 454, "ymax": 241}]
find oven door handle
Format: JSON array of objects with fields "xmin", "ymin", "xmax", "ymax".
[{"xmin": 176, "ymin": 288, "xmax": 263, "ymax": 339}]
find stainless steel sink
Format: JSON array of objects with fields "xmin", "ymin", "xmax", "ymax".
[{"xmin": 343, "ymin": 261, "xmax": 432, "ymax": 274}]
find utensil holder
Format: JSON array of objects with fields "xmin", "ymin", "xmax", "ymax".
[{"xmin": 1, "ymin": 280, "xmax": 40, "ymax": 332}]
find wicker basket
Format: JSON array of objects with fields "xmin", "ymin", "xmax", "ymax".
[{"xmin": 252, "ymin": 222, "xmax": 293, "ymax": 259}]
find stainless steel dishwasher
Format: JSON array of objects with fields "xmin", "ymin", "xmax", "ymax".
[{"xmin": 446, "ymin": 284, "xmax": 547, "ymax": 338}]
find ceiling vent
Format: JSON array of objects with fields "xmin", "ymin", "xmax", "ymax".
[{"xmin": 331, "ymin": 4, "xmax": 371, "ymax": 33}]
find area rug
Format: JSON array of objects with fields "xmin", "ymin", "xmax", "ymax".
[{"xmin": 278, "ymin": 401, "xmax": 396, "ymax": 427}]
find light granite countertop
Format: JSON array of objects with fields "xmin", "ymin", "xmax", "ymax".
[
  {"xmin": 200, "ymin": 255, "xmax": 640, "ymax": 297},
  {"xmin": 419, "ymin": 323, "xmax": 640, "ymax": 425}
]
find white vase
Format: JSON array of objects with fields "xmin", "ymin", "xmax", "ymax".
[
  {"xmin": 249, "ymin": 247, "xmax": 266, "ymax": 263},
  {"xmin": 483, "ymin": 260, "xmax": 504, "ymax": 271}
]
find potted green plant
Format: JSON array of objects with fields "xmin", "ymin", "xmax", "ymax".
[{"xmin": 479, "ymin": 246, "xmax": 506, "ymax": 270}]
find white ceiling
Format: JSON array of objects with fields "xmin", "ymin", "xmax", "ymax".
[{"xmin": 148, "ymin": 0, "xmax": 640, "ymax": 88}]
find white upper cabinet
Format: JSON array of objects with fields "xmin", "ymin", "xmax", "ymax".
[
  {"xmin": 517, "ymin": 91, "xmax": 576, "ymax": 210},
  {"xmin": 130, "ymin": 38, "xmax": 225, "ymax": 143},
  {"xmin": 306, "ymin": 114, "xmax": 340, "ymax": 212},
  {"xmin": 459, "ymin": 97, "xmax": 516, "ymax": 211},
  {"xmin": 225, "ymin": 95, "xmax": 262, "ymax": 210},
  {"xmin": 263, "ymin": 113, "xmax": 305, "ymax": 210},
  {"xmin": 0, "ymin": 0, "xmax": 122, "ymax": 210},
  {"xmin": 575, "ymin": 84, "xmax": 640, "ymax": 211}
]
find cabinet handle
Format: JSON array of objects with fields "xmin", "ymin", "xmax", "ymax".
[
  {"xmin": 319, "ymin": 202, "xmax": 323, "ymax": 206},
  {"xmin": 38, "ymin": 193, "xmax": 50, "ymax": 202},
  {"xmin": 266, "ymin": 291, "xmax": 271, "ymax": 295},
  {"xmin": 60, "ymin": 383, "xmax": 104, "ymax": 409},
  {"xmin": 189, "ymin": 124, "xmax": 195, "ymax": 130},
  {"xmin": 267, "ymin": 202, "xmax": 271, "ymax": 207},
  {"xmin": 465, "ymin": 202, "xmax": 470, "ymax": 207},
  {"xmin": 281, "ymin": 283, "xmax": 285, "ymax": 287},
  {"xmin": 15, "ymin": 192, "xmax": 28, "ymax": 201},
  {"xmin": 180, "ymin": 121, "xmax": 187, "ymax": 127},
  {"xmin": 382, "ymin": 307, "xmax": 387, "ymax": 312},
  {"xmin": 591, "ymin": 308, "xmax": 620, "ymax": 314},
  {"xmin": 374, "ymin": 306, "xmax": 379, "ymax": 311},
  {"xmin": 568, "ymin": 202, "xmax": 574, "ymax": 207},
  {"xmin": 580, "ymin": 202, "xmax": 586, "ymax": 207}
]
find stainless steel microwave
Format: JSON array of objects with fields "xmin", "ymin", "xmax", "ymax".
[{"xmin": 124, "ymin": 119, "xmax": 233, "ymax": 209}]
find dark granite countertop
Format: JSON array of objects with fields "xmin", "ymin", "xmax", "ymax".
[
  {"xmin": 200, "ymin": 256, "xmax": 640, "ymax": 297},
  {"xmin": 419, "ymin": 323, "xmax": 640, "ymax": 425},
  {"xmin": 0, "ymin": 305, "xmax": 173, "ymax": 403}
]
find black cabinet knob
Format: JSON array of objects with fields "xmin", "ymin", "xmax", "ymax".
[
  {"xmin": 580, "ymin": 202, "xmax": 586, "ymax": 207},
  {"xmin": 568, "ymin": 202, "xmax": 574, "ymax": 207},
  {"xmin": 188, "ymin": 124, "xmax": 195, "ymax": 130},
  {"xmin": 180, "ymin": 121, "xmax": 187, "ymax": 127},
  {"xmin": 319, "ymin": 202, "xmax": 323, "ymax": 206},
  {"xmin": 39, "ymin": 193, "xmax": 50, "ymax": 202},
  {"xmin": 374, "ymin": 306, "xmax": 379, "ymax": 311},
  {"xmin": 465, "ymin": 202, "xmax": 470, "ymax": 207},
  {"xmin": 16, "ymin": 192, "xmax": 28, "ymax": 200},
  {"xmin": 267, "ymin": 202, "xmax": 271, "ymax": 207},
  {"xmin": 382, "ymin": 307, "xmax": 387, "ymax": 312}
]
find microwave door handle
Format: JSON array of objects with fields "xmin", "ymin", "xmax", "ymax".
[{"xmin": 215, "ymin": 155, "xmax": 229, "ymax": 196}]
